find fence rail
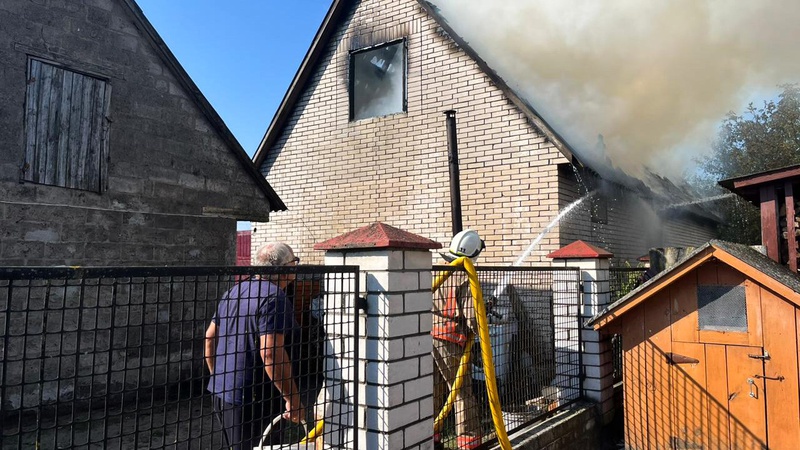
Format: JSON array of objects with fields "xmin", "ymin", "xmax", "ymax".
[
  {"xmin": 0, "ymin": 265, "xmax": 359, "ymax": 450},
  {"xmin": 431, "ymin": 265, "xmax": 582, "ymax": 449}
]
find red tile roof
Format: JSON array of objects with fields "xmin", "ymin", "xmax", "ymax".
[
  {"xmin": 314, "ymin": 222, "xmax": 442, "ymax": 251},
  {"xmin": 547, "ymin": 240, "xmax": 613, "ymax": 259}
]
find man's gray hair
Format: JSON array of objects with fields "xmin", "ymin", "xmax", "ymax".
[{"xmin": 254, "ymin": 242, "xmax": 295, "ymax": 266}]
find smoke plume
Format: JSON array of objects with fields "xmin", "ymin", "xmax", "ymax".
[{"xmin": 430, "ymin": 0, "xmax": 800, "ymax": 181}]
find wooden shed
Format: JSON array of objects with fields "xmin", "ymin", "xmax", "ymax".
[{"xmin": 590, "ymin": 240, "xmax": 800, "ymax": 450}]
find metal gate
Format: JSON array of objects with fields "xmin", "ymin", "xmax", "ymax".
[{"xmin": 431, "ymin": 265, "xmax": 582, "ymax": 448}]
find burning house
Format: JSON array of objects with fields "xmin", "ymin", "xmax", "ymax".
[{"xmin": 250, "ymin": 0, "xmax": 721, "ymax": 264}]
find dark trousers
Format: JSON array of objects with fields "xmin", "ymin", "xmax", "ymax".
[
  {"xmin": 213, "ymin": 381, "xmax": 321, "ymax": 449},
  {"xmin": 213, "ymin": 395, "xmax": 262, "ymax": 450}
]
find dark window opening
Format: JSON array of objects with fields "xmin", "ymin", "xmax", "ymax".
[
  {"xmin": 350, "ymin": 40, "xmax": 406, "ymax": 121},
  {"xmin": 21, "ymin": 58, "xmax": 111, "ymax": 192},
  {"xmin": 698, "ymin": 285, "xmax": 747, "ymax": 332}
]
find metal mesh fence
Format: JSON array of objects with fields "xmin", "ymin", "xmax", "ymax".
[
  {"xmin": 431, "ymin": 265, "xmax": 582, "ymax": 449},
  {"xmin": 0, "ymin": 265, "xmax": 359, "ymax": 450},
  {"xmin": 609, "ymin": 267, "xmax": 647, "ymax": 382}
]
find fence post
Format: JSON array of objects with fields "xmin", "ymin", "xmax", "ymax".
[
  {"xmin": 315, "ymin": 223, "xmax": 441, "ymax": 450},
  {"xmin": 548, "ymin": 240, "xmax": 615, "ymax": 424}
]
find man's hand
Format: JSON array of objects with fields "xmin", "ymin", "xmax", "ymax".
[{"xmin": 283, "ymin": 396, "xmax": 306, "ymax": 423}]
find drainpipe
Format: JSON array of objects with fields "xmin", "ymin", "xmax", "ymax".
[{"xmin": 445, "ymin": 110, "xmax": 463, "ymax": 235}]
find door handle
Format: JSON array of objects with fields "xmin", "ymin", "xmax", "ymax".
[
  {"xmin": 748, "ymin": 351, "xmax": 770, "ymax": 360},
  {"xmin": 747, "ymin": 378, "xmax": 757, "ymax": 398}
]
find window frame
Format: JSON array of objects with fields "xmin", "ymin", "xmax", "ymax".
[
  {"xmin": 21, "ymin": 56, "xmax": 112, "ymax": 193},
  {"xmin": 348, "ymin": 38, "xmax": 408, "ymax": 121}
]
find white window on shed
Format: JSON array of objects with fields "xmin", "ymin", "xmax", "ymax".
[
  {"xmin": 350, "ymin": 40, "xmax": 406, "ymax": 121},
  {"xmin": 21, "ymin": 58, "xmax": 111, "ymax": 192}
]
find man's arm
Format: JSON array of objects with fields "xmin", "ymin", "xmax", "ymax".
[
  {"xmin": 204, "ymin": 322, "xmax": 217, "ymax": 374},
  {"xmin": 261, "ymin": 332, "xmax": 305, "ymax": 423}
]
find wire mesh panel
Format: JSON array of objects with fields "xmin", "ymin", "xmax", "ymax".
[
  {"xmin": 0, "ymin": 265, "xmax": 359, "ymax": 450},
  {"xmin": 609, "ymin": 267, "xmax": 646, "ymax": 382},
  {"xmin": 431, "ymin": 265, "xmax": 581, "ymax": 449}
]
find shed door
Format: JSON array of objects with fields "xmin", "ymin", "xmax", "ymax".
[{"xmin": 706, "ymin": 344, "xmax": 767, "ymax": 449}]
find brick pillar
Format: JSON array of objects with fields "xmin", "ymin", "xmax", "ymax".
[
  {"xmin": 548, "ymin": 240, "xmax": 615, "ymax": 424},
  {"xmin": 315, "ymin": 223, "xmax": 441, "ymax": 450}
]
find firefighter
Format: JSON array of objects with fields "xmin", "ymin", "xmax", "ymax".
[{"xmin": 433, "ymin": 229, "xmax": 485, "ymax": 450}]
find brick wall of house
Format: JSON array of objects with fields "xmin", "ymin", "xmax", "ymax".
[
  {"xmin": 254, "ymin": 0, "xmax": 569, "ymax": 264},
  {"xmin": 0, "ymin": 0, "xmax": 271, "ymax": 266}
]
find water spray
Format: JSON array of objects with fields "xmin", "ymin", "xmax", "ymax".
[
  {"xmin": 661, "ymin": 192, "xmax": 736, "ymax": 209},
  {"xmin": 491, "ymin": 191, "xmax": 596, "ymax": 298}
]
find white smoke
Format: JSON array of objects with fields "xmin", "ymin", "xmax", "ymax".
[{"xmin": 430, "ymin": 0, "xmax": 800, "ymax": 180}]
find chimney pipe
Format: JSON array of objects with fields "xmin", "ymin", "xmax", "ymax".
[{"xmin": 445, "ymin": 110, "xmax": 463, "ymax": 235}]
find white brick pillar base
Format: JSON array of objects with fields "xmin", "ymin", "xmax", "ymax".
[
  {"xmin": 315, "ymin": 223, "xmax": 440, "ymax": 450},
  {"xmin": 548, "ymin": 241, "xmax": 615, "ymax": 424}
]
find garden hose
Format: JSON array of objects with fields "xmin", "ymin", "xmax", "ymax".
[
  {"xmin": 300, "ymin": 418, "xmax": 324, "ymax": 444},
  {"xmin": 432, "ymin": 256, "xmax": 512, "ymax": 450}
]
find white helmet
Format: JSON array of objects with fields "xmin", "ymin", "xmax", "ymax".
[{"xmin": 444, "ymin": 229, "xmax": 485, "ymax": 261}]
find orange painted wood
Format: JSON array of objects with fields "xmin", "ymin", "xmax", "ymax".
[
  {"xmin": 705, "ymin": 344, "xmax": 732, "ymax": 449},
  {"xmin": 671, "ymin": 274, "xmax": 699, "ymax": 343},
  {"xmin": 745, "ymin": 280, "xmax": 764, "ymax": 348},
  {"xmin": 715, "ymin": 250, "xmax": 800, "ymax": 304},
  {"xmin": 622, "ymin": 308, "xmax": 647, "ymax": 450},
  {"xmin": 668, "ymin": 341, "xmax": 707, "ymax": 448},
  {"xmin": 644, "ymin": 294, "xmax": 673, "ymax": 448},
  {"xmin": 716, "ymin": 264, "xmax": 744, "ymax": 285},
  {"xmin": 592, "ymin": 248, "xmax": 714, "ymax": 330},
  {"xmin": 761, "ymin": 290, "xmax": 800, "ymax": 449},
  {"xmin": 725, "ymin": 345, "xmax": 767, "ymax": 449},
  {"xmin": 696, "ymin": 260, "xmax": 719, "ymax": 284}
]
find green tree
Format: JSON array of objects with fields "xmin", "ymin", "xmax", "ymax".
[{"xmin": 696, "ymin": 84, "xmax": 800, "ymax": 244}]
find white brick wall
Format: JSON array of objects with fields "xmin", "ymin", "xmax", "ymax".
[
  {"xmin": 322, "ymin": 246, "xmax": 434, "ymax": 449},
  {"xmin": 253, "ymin": 0, "xmax": 568, "ymax": 265}
]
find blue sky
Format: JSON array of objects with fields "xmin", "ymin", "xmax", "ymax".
[
  {"xmin": 136, "ymin": 1, "xmax": 332, "ymax": 231},
  {"xmin": 136, "ymin": 1, "xmax": 331, "ymax": 157}
]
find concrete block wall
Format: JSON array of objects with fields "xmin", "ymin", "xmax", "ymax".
[
  {"xmin": 254, "ymin": 0, "xmax": 569, "ymax": 266},
  {"xmin": 2, "ymin": 275, "xmax": 218, "ymax": 412},
  {"xmin": 0, "ymin": 0, "xmax": 270, "ymax": 266},
  {"xmin": 321, "ymin": 247, "xmax": 435, "ymax": 450}
]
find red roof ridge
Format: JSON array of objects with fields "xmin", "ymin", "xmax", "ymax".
[
  {"xmin": 314, "ymin": 222, "xmax": 442, "ymax": 251},
  {"xmin": 547, "ymin": 240, "xmax": 613, "ymax": 259}
]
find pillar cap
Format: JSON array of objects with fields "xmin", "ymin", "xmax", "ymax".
[
  {"xmin": 547, "ymin": 240, "xmax": 613, "ymax": 259},
  {"xmin": 314, "ymin": 222, "xmax": 442, "ymax": 251}
]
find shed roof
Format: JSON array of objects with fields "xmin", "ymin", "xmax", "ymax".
[
  {"xmin": 123, "ymin": 0, "xmax": 286, "ymax": 213},
  {"xmin": 589, "ymin": 240, "xmax": 800, "ymax": 330}
]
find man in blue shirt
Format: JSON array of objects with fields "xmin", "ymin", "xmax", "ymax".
[{"xmin": 204, "ymin": 242, "xmax": 304, "ymax": 449}]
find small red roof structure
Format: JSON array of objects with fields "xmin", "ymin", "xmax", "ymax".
[
  {"xmin": 547, "ymin": 240, "xmax": 613, "ymax": 259},
  {"xmin": 314, "ymin": 222, "xmax": 442, "ymax": 251}
]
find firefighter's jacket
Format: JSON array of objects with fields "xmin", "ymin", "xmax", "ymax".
[{"xmin": 432, "ymin": 271, "xmax": 478, "ymax": 346}]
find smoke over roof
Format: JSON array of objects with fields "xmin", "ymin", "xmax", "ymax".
[{"xmin": 429, "ymin": 0, "xmax": 800, "ymax": 182}]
